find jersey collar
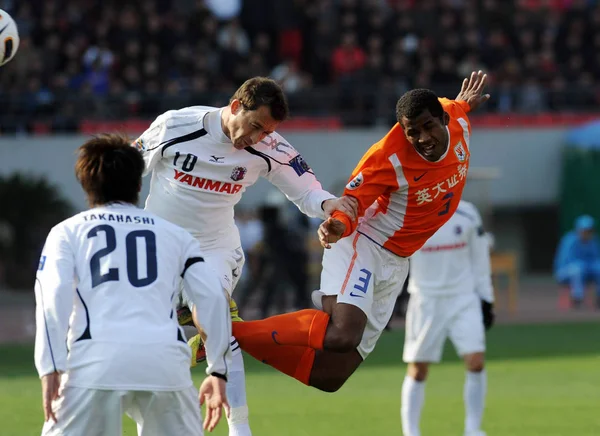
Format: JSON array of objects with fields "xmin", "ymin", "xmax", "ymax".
[{"xmin": 206, "ymin": 108, "xmax": 231, "ymax": 144}]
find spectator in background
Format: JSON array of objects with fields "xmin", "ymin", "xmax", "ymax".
[
  {"xmin": 331, "ymin": 32, "xmax": 366, "ymax": 79},
  {"xmin": 271, "ymin": 58, "xmax": 307, "ymax": 93},
  {"xmin": 554, "ymin": 215, "xmax": 600, "ymax": 309}
]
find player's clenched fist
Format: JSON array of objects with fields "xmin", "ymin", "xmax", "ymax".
[
  {"xmin": 318, "ymin": 217, "xmax": 347, "ymax": 249},
  {"xmin": 322, "ymin": 196, "xmax": 359, "ymax": 221}
]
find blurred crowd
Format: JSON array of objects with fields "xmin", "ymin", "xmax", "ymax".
[{"xmin": 2, "ymin": 0, "xmax": 600, "ymax": 131}]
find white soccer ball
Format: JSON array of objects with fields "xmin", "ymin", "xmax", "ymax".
[{"xmin": 0, "ymin": 9, "xmax": 19, "ymax": 66}]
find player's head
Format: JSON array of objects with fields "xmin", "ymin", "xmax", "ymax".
[
  {"xmin": 396, "ymin": 89, "xmax": 450, "ymax": 162},
  {"xmin": 575, "ymin": 214, "xmax": 595, "ymax": 241},
  {"xmin": 75, "ymin": 133, "xmax": 144, "ymax": 207},
  {"xmin": 225, "ymin": 77, "xmax": 289, "ymax": 149}
]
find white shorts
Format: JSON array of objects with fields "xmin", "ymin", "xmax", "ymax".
[
  {"xmin": 403, "ymin": 292, "xmax": 485, "ymax": 363},
  {"xmin": 182, "ymin": 246, "xmax": 245, "ymax": 309},
  {"xmin": 312, "ymin": 231, "xmax": 409, "ymax": 359},
  {"xmin": 41, "ymin": 386, "xmax": 202, "ymax": 436}
]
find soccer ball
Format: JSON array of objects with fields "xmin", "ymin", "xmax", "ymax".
[{"xmin": 0, "ymin": 9, "xmax": 19, "ymax": 66}]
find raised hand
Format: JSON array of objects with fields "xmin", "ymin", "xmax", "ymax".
[{"xmin": 456, "ymin": 70, "xmax": 490, "ymax": 112}]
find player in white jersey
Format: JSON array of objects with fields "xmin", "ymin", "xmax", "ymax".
[
  {"xmin": 401, "ymin": 200, "xmax": 495, "ymax": 436},
  {"xmin": 35, "ymin": 134, "xmax": 231, "ymax": 436},
  {"xmin": 133, "ymin": 77, "xmax": 357, "ymax": 436}
]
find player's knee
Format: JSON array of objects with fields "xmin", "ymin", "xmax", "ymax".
[
  {"xmin": 407, "ymin": 362, "xmax": 429, "ymax": 381},
  {"xmin": 311, "ymin": 375, "xmax": 348, "ymax": 393},
  {"xmin": 464, "ymin": 353, "xmax": 485, "ymax": 372}
]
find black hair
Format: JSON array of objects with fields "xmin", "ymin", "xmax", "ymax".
[{"xmin": 396, "ymin": 89, "xmax": 443, "ymax": 122}]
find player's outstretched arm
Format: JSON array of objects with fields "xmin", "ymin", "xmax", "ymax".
[{"xmin": 455, "ymin": 70, "xmax": 490, "ymax": 112}]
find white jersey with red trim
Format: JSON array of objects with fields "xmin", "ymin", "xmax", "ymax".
[
  {"xmin": 134, "ymin": 106, "xmax": 334, "ymax": 251},
  {"xmin": 407, "ymin": 201, "xmax": 494, "ymax": 301}
]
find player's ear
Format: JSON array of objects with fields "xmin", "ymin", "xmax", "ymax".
[
  {"xmin": 442, "ymin": 111, "xmax": 450, "ymax": 126},
  {"xmin": 231, "ymin": 99, "xmax": 242, "ymax": 115}
]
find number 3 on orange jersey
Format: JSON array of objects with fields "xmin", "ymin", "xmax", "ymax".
[{"xmin": 438, "ymin": 192, "xmax": 455, "ymax": 216}]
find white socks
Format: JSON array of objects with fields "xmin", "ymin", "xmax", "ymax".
[
  {"xmin": 464, "ymin": 370, "xmax": 486, "ymax": 434},
  {"xmin": 226, "ymin": 336, "xmax": 252, "ymax": 436},
  {"xmin": 401, "ymin": 376, "xmax": 425, "ymax": 436}
]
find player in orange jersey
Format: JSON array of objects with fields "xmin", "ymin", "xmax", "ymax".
[{"xmin": 231, "ymin": 71, "xmax": 490, "ymax": 392}]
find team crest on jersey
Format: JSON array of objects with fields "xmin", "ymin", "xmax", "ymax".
[
  {"xmin": 133, "ymin": 137, "xmax": 146, "ymax": 151},
  {"xmin": 346, "ymin": 172, "xmax": 364, "ymax": 190},
  {"xmin": 230, "ymin": 166, "xmax": 247, "ymax": 182},
  {"xmin": 455, "ymin": 225, "xmax": 462, "ymax": 235},
  {"xmin": 454, "ymin": 141, "xmax": 466, "ymax": 162}
]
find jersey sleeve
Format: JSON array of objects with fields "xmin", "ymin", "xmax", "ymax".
[
  {"xmin": 439, "ymin": 97, "xmax": 471, "ymax": 115},
  {"xmin": 466, "ymin": 205, "xmax": 494, "ymax": 303},
  {"xmin": 34, "ymin": 224, "xmax": 75, "ymax": 378},
  {"xmin": 180, "ymin": 235, "xmax": 231, "ymax": 379},
  {"xmin": 332, "ymin": 144, "xmax": 399, "ymax": 237},
  {"xmin": 132, "ymin": 114, "xmax": 170, "ymax": 176},
  {"xmin": 260, "ymin": 139, "xmax": 335, "ymax": 219}
]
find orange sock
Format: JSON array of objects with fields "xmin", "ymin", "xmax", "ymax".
[
  {"xmin": 231, "ymin": 309, "xmax": 328, "ymax": 385},
  {"xmin": 242, "ymin": 343, "xmax": 315, "ymax": 385},
  {"xmin": 232, "ymin": 309, "xmax": 330, "ymax": 350}
]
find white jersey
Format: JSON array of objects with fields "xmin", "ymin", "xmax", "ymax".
[
  {"xmin": 407, "ymin": 201, "xmax": 494, "ymax": 302},
  {"xmin": 134, "ymin": 106, "xmax": 335, "ymax": 251},
  {"xmin": 34, "ymin": 203, "xmax": 231, "ymax": 391}
]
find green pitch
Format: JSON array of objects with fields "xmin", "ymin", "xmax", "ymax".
[{"xmin": 2, "ymin": 322, "xmax": 600, "ymax": 435}]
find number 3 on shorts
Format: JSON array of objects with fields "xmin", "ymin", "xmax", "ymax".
[{"xmin": 349, "ymin": 269, "xmax": 372, "ymax": 298}]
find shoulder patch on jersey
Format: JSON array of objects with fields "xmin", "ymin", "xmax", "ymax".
[
  {"xmin": 38, "ymin": 255, "xmax": 46, "ymax": 271},
  {"xmin": 346, "ymin": 172, "xmax": 364, "ymax": 190},
  {"xmin": 231, "ymin": 166, "xmax": 247, "ymax": 181},
  {"xmin": 133, "ymin": 137, "xmax": 146, "ymax": 151},
  {"xmin": 289, "ymin": 155, "xmax": 311, "ymax": 176},
  {"xmin": 454, "ymin": 141, "xmax": 466, "ymax": 162}
]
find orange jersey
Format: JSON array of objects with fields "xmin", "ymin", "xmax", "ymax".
[{"xmin": 332, "ymin": 98, "xmax": 472, "ymax": 258}]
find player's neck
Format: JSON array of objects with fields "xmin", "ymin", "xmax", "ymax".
[{"xmin": 220, "ymin": 107, "xmax": 232, "ymax": 140}]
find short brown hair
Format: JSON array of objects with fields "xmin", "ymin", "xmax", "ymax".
[
  {"xmin": 75, "ymin": 133, "xmax": 144, "ymax": 207},
  {"xmin": 230, "ymin": 77, "xmax": 289, "ymax": 121}
]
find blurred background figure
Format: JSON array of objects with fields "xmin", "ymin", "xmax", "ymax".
[{"xmin": 554, "ymin": 215, "xmax": 600, "ymax": 309}]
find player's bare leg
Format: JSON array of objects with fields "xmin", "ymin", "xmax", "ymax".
[
  {"xmin": 307, "ymin": 296, "xmax": 366, "ymax": 391},
  {"xmin": 463, "ymin": 352, "xmax": 487, "ymax": 436},
  {"xmin": 401, "ymin": 362, "xmax": 429, "ymax": 436}
]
